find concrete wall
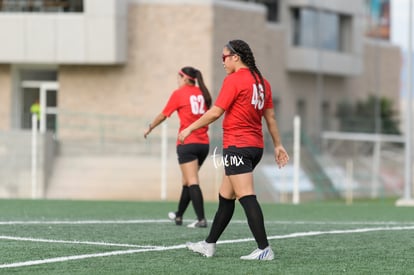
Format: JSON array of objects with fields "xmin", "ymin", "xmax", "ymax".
[
  {"xmin": 58, "ymin": 2, "xmax": 214, "ymax": 139},
  {"xmin": 0, "ymin": 65, "xmax": 11, "ymax": 130},
  {"xmin": 0, "ymin": 0, "xmax": 127, "ymax": 64},
  {"xmin": 346, "ymin": 40, "xmax": 402, "ymax": 102},
  {"xmin": 0, "ymin": 130, "xmax": 55, "ymax": 198}
]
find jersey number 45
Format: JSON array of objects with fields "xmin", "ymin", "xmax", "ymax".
[{"xmin": 251, "ymin": 84, "xmax": 264, "ymax": 110}]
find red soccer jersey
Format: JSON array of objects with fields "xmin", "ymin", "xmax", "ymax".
[
  {"xmin": 215, "ymin": 68, "xmax": 273, "ymax": 148},
  {"xmin": 162, "ymin": 85, "xmax": 209, "ymax": 145}
]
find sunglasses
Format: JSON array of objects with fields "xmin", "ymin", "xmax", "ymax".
[{"xmin": 222, "ymin": 53, "xmax": 234, "ymax": 62}]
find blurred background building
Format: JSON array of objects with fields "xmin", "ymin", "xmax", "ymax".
[{"xmin": 0, "ymin": 0, "xmax": 403, "ymax": 202}]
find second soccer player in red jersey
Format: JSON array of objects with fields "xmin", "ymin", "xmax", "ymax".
[{"xmin": 145, "ymin": 66, "xmax": 212, "ymax": 228}]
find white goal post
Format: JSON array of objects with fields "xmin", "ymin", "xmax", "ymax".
[{"xmin": 321, "ymin": 131, "xmax": 411, "ymax": 202}]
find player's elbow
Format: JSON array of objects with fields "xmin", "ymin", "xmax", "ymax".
[
  {"xmin": 208, "ymin": 107, "xmax": 224, "ymax": 121},
  {"xmin": 210, "ymin": 112, "xmax": 221, "ymax": 121}
]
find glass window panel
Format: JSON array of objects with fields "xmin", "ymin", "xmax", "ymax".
[
  {"xmin": 299, "ymin": 9, "xmax": 317, "ymax": 48},
  {"xmin": 319, "ymin": 12, "xmax": 339, "ymax": 51},
  {"xmin": 292, "ymin": 7, "xmax": 342, "ymax": 52},
  {"xmin": 0, "ymin": 0, "xmax": 83, "ymax": 13}
]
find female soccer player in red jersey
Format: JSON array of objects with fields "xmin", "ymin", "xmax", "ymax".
[
  {"xmin": 144, "ymin": 66, "xmax": 212, "ymax": 228},
  {"xmin": 179, "ymin": 40, "xmax": 289, "ymax": 260}
]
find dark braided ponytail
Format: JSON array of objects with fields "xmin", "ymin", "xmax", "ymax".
[
  {"xmin": 226, "ymin": 40, "xmax": 265, "ymax": 95},
  {"xmin": 181, "ymin": 66, "xmax": 212, "ymax": 109}
]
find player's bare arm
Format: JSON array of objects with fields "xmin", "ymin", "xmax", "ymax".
[
  {"xmin": 178, "ymin": 106, "xmax": 224, "ymax": 143},
  {"xmin": 144, "ymin": 113, "xmax": 167, "ymax": 138},
  {"xmin": 263, "ymin": 108, "xmax": 289, "ymax": 168}
]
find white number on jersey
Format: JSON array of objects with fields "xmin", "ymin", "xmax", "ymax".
[
  {"xmin": 251, "ymin": 84, "xmax": 264, "ymax": 110},
  {"xmin": 190, "ymin": 95, "xmax": 206, "ymax": 115}
]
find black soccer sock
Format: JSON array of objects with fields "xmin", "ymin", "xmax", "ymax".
[
  {"xmin": 239, "ymin": 195, "xmax": 269, "ymax": 249},
  {"xmin": 188, "ymin": 184, "xmax": 205, "ymax": 221},
  {"xmin": 176, "ymin": 186, "xmax": 190, "ymax": 217},
  {"xmin": 206, "ymin": 194, "xmax": 235, "ymax": 243}
]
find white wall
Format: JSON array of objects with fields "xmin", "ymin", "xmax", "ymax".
[{"xmin": 0, "ymin": 0, "xmax": 127, "ymax": 64}]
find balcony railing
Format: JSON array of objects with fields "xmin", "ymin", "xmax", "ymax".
[{"xmin": 0, "ymin": 0, "xmax": 83, "ymax": 13}]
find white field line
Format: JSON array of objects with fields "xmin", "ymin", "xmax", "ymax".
[
  {"xmin": 0, "ymin": 245, "xmax": 186, "ymax": 269},
  {"xmin": 0, "ymin": 236, "xmax": 159, "ymax": 248},
  {"xmin": 1, "ymin": 225, "xmax": 414, "ymax": 269},
  {"xmin": 0, "ymin": 220, "xmax": 173, "ymax": 225},
  {"xmin": 1, "ymin": 220, "xmax": 414, "ymax": 226},
  {"xmin": 218, "ymin": 225, "xmax": 414, "ymax": 244}
]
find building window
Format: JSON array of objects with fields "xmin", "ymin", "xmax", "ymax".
[
  {"xmin": 0, "ymin": 0, "xmax": 83, "ymax": 13},
  {"xmin": 238, "ymin": 0, "xmax": 279, "ymax": 22},
  {"xmin": 292, "ymin": 7, "xmax": 350, "ymax": 52}
]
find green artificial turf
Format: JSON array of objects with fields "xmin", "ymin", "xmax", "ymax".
[{"xmin": 0, "ymin": 199, "xmax": 413, "ymax": 274}]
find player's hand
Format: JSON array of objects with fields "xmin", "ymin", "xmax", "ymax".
[
  {"xmin": 144, "ymin": 125, "xmax": 151, "ymax": 139},
  {"xmin": 274, "ymin": 145, "xmax": 289, "ymax": 168},
  {"xmin": 178, "ymin": 128, "xmax": 191, "ymax": 144}
]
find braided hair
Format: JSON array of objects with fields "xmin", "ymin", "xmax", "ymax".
[
  {"xmin": 226, "ymin": 40, "xmax": 265, "ymax": 95},
  {"xmin": 181, "ymin": 66, "xmax": 212, "ymax": 109}
]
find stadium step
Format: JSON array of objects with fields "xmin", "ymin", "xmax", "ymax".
[
  {"xmin": 46, "ymin": 155, "xmax": 171, "ymax": 200},
  {"xmin": 46, "ymin": 155, "xmax": 220, "ymax": 201}
]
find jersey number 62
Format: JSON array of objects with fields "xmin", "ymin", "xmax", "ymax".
[{"xmin": 190, "ymin": 95, "xmax": 206, "ymax": 115}]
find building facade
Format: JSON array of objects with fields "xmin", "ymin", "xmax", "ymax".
[{"xmin": 0, "ymin": 0, "xmax": 402, "ymax": 200}]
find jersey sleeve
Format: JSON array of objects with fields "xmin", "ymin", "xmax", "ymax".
[
  {"xmin": 214, "ymin": 77, "xmax": 237, "ymax": 110},
  {"xmin": 162, "ymin": 90, "xmax": 179, "ymax": 117}
]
